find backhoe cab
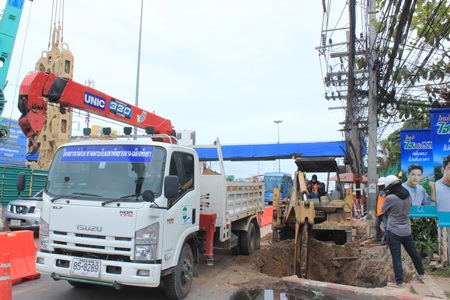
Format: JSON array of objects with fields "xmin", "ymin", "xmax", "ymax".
[{"xmin": 271, "ymin": 156, "xmax": 353, "ymax": 278}]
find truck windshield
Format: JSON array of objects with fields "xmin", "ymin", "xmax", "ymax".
[{"xmin": 47, "ymin": 144, "xmax": 166, "ymax": 200}]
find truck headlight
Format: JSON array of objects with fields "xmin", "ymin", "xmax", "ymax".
[
  {"xmin": 39, "ymin": 218, "xmax": 50, "ymax": 251},
  {"xmin": 134, "ymin": 222, "xmax": 159, "ymax": 261}
]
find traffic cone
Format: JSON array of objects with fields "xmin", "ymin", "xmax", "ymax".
[{"xmin": 0, "ymin": 252, "xmax": 12, "ymax": 300}]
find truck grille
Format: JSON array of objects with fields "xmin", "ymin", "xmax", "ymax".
[{"xmin": 51, "ymin": 230, "xmax": 133, "ymax": 261}]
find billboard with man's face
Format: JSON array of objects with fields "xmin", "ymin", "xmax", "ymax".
[
  {"xmin": 430, "ymin": 109, "xmax": 450, "ymax": 227},
  {"xmin": 400, "ymin": 129, "xmax": 436, "ymax": 217}
]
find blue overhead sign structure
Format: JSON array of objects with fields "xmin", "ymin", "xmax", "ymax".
[
  {"xmin": 0, "ymin": 118, "xmax": 27, "ymax": 166},
  {"xmin": 195, "ymin": 140, "xmax": 348, "ymax": 161}
]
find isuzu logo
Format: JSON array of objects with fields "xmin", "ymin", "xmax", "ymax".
[{"xmin": 77, "ymin": 224, "xmax": 103, "ymax": 232}]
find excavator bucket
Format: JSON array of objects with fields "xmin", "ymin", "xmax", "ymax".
[{"xmin": 294, "ymin": 222, "xmax": 311, "ymax": 278}]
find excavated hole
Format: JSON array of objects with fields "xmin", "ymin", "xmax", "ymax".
[{"xmin": 235, "ymin": 220, "xmax": 419, "ymax": 288}]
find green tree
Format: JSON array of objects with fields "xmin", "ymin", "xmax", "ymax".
[{"xmin": 375, "ymin": 0, "xmax": 450, "ymax": 120}]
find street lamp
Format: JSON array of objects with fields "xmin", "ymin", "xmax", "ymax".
[
  {"xmin": 274, "ymin": 120, "xmax": 283, "ymax": 171},
  {"xmin": 134, "ymin": 0, "xmax": 144, "ymax": 140}
]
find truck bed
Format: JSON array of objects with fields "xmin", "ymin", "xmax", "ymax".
[{"xmin": 199, "ymin": 173, "xmax": 264, "ymax": 228}]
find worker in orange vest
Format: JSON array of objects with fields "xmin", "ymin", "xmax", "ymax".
[{"xmin": 375, "ymin": 176, "xmax": 387, "ymax": 245}]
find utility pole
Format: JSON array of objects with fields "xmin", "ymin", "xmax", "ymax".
[
  {"xmin": 346, "ymin": 0, "xmax": 363, "ymax": 201},
  {"xmin": 366, "ymin": 0, "xmax": 378, "ymax": 237}
]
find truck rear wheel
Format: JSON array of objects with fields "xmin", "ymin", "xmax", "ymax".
[
  {"xmin": 164, "ymin": 243, "xmax": 194, "ymax": 300},
  {"xmin": 240, "ymin": 222, "xmax": 260, "ymax": 255}
]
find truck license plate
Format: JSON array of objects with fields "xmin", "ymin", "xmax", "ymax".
[
  {"xmin": 70, "ymin": 258, "xmax": 101, "ymax": 278},
  {"xmin": 10, "ymin": 219, "xmax": 21, "ymax": 226}
]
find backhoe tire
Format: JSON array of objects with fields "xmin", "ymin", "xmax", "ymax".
[
  {"xmin": 240, "ymin": 222, "xmax": 258, "ymax": 255},
  {"xmin": 164, "ymin": 243, "xmax": 194, "ymax": 300},
  {"xmin": 272, "ymin": 229, "xmax": 279, "ymax": 243},
  {"xmin": 334, "ymin": 231, "xmax": 347, "ymax": 245},
  {"xmin": 279, "ymin": 226, "xmax": 295, "ymax": 241}
]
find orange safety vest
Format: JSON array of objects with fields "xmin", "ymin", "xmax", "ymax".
[
  {"xmin": 311, "ymin": 183, "xmax": 320, "ymax": 193},
  {"xmin": 376, "ymin": 194, "xmax": 385, "ymax": 216}
]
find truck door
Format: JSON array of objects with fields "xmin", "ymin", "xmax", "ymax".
[{"xmin": 168, "ymin": 151, "xmax": 195, "ymax": 207}]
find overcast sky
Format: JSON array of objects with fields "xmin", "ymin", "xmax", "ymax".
[{"xmin": 2, "ymin": 0, "xmax": 349, "ymax": 179}]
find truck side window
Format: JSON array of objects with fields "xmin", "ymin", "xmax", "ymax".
[{"xmin": 169, "ymin": 152, "xmax": 195, "ymax": 206}]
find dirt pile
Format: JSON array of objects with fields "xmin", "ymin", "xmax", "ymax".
[{"xmin": 232, "ymin": 220, "xmax": 419, "ymax": 289}]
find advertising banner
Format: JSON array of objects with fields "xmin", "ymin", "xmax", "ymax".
[
  {"xmin": 0, "ymin": 118, "xmax": 27, "ymax": 166},
  {"xmin": 430, "ymin": 108, "xmax": 450, "ymax": 226},
  {"xmin": 400, "ymin": 129, "xmax": 436, "ymax": 217}
]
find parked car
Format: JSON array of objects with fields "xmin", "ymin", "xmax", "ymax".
[{"xmin": 2, "ymin": 189, "xmax": 43, "ymax": 232}]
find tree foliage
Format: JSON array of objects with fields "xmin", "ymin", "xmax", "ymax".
[
  {"xmin": 376, "ymin": 0, "xmax": 449, "ymax": 170},
  {"xmin": 375, "ymin": 0, "xmax": 450, "ymax": 122}
]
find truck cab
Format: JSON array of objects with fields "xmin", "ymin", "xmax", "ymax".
[
  {"xmin": 30, "ymin": 137, "xmax": 264, "ymax": 300},
  {"xmin": 35, "ymin": 139, "xmax": 200, "ymax": 299}
]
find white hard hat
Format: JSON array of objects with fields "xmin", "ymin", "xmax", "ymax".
[
  {"xmin": 377, "ymin": 177, "xmax": 386, "ymax": 186},
  {"xmin": 384, "ymin": 175, "xmax": 400, "ymax": 188}
]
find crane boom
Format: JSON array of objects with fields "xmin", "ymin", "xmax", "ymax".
[{"xmin": 18, "ymin": 71, "xmax": 176, "ymax": 150}]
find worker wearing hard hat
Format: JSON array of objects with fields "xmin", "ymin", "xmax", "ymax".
[{"xmin": 382, "ymin": 175, "xmax": 425, "ymax": 286}]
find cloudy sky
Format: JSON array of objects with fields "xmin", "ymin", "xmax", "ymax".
[{"xmin": 3, "ymin": 0, "xmax": 349, "ymax": 178}]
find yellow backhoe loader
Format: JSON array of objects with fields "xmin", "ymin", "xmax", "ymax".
[{"xmin": 271, "ymin": 156, "xmax": 353, "ymax": 278}]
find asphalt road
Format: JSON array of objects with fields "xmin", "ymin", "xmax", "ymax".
[
  {"xmin": 11, "ymin": 237, "xmax": 235, "ymax": 300},
  {"xmin": 12, "ymin": 274, "xmax": 171, "ymax": 300}
]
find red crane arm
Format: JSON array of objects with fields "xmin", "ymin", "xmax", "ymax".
[{"xmin": 18, "ymin": 71, "xmax": 175, "ymax": 142}]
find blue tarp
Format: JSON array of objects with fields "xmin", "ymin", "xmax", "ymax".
[
  {"xmin": 194, "ymin": 141, "xmax": 347, "ymax": 161},
  {"xmin": 27, "ymin": 141, "xmax": 349, "ymax": 162}
]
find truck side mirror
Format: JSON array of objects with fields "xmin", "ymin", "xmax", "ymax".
[
  {"xmin": 164, "ymin": 175, "xmax": 179, "ymax": 199},
  {"xmin": 142, "ymin": 190, "xmax": 155, "ymax": 203},
  {"xmin": 16, "ymin": 172, "xmax": 26, "ymax": 195}
]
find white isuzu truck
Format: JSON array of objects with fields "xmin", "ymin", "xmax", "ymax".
[{"xmin": 25, "ymin": 137, "xmax": 264, "ymax": 299}]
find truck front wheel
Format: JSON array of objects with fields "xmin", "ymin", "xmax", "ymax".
[{"xmin": 164, "ymin": 243, "xmax": 194, "ymax": 300}]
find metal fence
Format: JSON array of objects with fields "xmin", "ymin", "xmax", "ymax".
[{"xmin": 0, "ymin": 166, "xmax": 47, "ymax": 207}]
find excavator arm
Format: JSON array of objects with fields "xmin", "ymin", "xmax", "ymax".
[{"xmin": 18, "ymin": 71, "xmax": 175, "ymax": 151}]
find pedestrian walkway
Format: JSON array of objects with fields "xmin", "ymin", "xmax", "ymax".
[
  {"xmin": 284, "ymin": 275, "xmax": 448, "ymax": 299},
  {"xmin": 410, "ymin": 275, "xmax": 447, "ymax": 299}
]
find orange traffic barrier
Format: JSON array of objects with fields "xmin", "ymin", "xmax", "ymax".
[
  {"xmin": 261, "ymin": 206, "xmax": 273, "ymax": 227},
  {"xmin": 8, "ymin": 230, "xmax": 40, "ymax": 285},
  {"xmin": 0, "ymin": 252, "xmax": 12, "ymax": 300},
  {"xmin": 0, "ymin": 238, "xmax": 12, "ymax": 300}
]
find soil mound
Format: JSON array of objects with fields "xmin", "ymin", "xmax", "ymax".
[{"xmin": 234, "ymin": 221, "xmax": 418, "ymax": 288}]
